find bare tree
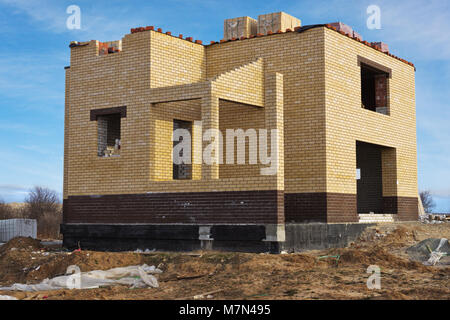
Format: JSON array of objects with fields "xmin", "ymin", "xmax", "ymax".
[
  {"xmin": 24, "ymin": 187, "xmax": 62, "ymax": 238},
  {"xmin": 0, "ymin": 197, "xmax": 8, "ymax": 219},
  {"xmin": 25, "ymin": 186, "xmax": 60, "ymax": 219},
  {"xmin": 420, "ymin": 191, "xmax": 436, "ymax": 214}
]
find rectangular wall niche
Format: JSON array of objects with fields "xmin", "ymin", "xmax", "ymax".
[
  {"xmin": 173, "ymin": 119, "xmax": 192, "ymax": 180},
  {"xmin": 90, "ymin": 106, "xmax": 126, "ymax": 157},
  {"xmin": 358, "ymin": 56, "xmax": 391, "ymax": 115},
  {"xmin": 97, "ymin": 114, "xmax": 121, "ymax": 157}
]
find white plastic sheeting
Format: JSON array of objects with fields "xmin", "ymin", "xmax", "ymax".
[
  {"xmin": 423, "ymin": 238, "xmax": 449, "ymax": 266},
  {"xmin": 0, "ymin": 264, "xmax": 162, "ymax": 292},
  {"xmin": 0, "ymin": 219, "xmax": 37, "ymax": 242},
  {"xmin": 0, "ymin": 295, "xmax": 18, "ymax": 300}
]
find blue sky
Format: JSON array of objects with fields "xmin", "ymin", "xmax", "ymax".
[{"xmin": 0, "ymin": 0, "xmax": 449, "ymax": 212}]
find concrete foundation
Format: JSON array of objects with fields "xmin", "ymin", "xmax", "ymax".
[
  {"xmin": 282, "ymin": 223, "xmax": 374, "ymax": 251},
  {"xmin": 61, "ymin": 223, "xmax": 374, "ymax": 253}
]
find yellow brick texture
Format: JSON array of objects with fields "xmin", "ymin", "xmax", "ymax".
[
  {"xmin": 64, "ymin": 26, "xmax": 417, "ymax": 202},
  {"xmin": 324, "ymin": 28, "xmax": 417, "ymax": 198}
]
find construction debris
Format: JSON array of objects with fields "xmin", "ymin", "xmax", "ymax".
[
  {"xmin": 423, "ymin": 238, "xmax": 449, "ymax": 266},
  {"xmin": 0, "ymin": 222, "xmax": 448, "ymax": 300},
  {"xmin": 0, "ymin": 264, "xmax": 162, "ymax": 292},
  {"xmin": 419, "ymin": 214, "xmax": 448, "ymax": 224},
  {"xmin": 407, "ymin": 238, "xmax": 450, "ymax": 266}
]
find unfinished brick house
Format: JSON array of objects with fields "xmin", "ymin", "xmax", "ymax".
[{"xmin": 62, "ymin": 12, "xmax": 418, "ymax": 252}]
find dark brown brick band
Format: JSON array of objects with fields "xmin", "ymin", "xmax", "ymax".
[
  {"xmin": 382, "ymin": 196, "xmax": 397, "ymax": 214},
  {"xmin": 90, "ymin": 106, "xmax": 127, "ymax": 121},
  {"xmin": 285, "ymin": 193, "xmax": 358, "ymax": 223},
  {"xmin": 285, "ymin": 193, "xmax": 326, "ymax": 223},
  {"xmin": 383, "ymin": 196, "xmax": 418, "ymax": 221},
  {"xmin": 63, "ymin": 190, "xmax": 284, "ymax": 225},
  {"xmin": 64, "ymin": 192, "xmax": 417, "ymax": 225},
  {"xmin": 327, "ymin": 193, "xmax": 358, "ymax": 223}
]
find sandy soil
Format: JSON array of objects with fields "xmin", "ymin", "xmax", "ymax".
[{"xmin": 0, "ymin": 222, "xmax": 448, "ymax": 300}]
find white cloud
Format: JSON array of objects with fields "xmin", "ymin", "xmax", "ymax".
[
  {"xmin": 0, "ymin": 149, "xmax": 63, "ymax": 185},
  {"xmin": 0, "ymin": 52, "xmax": 66, "ymax": 115},
  {"xmin": 368, "ymin": 0, "xmax": 450, "ymax": 60},
  {"xmin": 0, "ymin": 0, "xmax": 67, "ymax": 32},
  {"xmin": 428, "ymin": 189, "xmax": 450, "ymax": 198},
  {"xmin": 0, "ymin": 184, "xmax": 30, "ymax": 200},
  {"xmin": 0, "ymin": 0, "xmax": 155, "ymax": 41},
  {"xmin": 286, "ymin": 0, "xmax": 450, "ymax": 61},
  {"xmin": 18, "ymin": 145, "xmax": 54, "ymax": 155},
  {"xmin": 0, "ymin": 122, "xmax": 49, "ymax": 136}
]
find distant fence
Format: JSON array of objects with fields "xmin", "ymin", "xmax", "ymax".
[{"xmin": 0, "ymin": 219, "xmax": 37, "ymax": 242}]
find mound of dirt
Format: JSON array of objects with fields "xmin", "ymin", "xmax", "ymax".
[
  {"xmin": 0, "ymin": 237, "xmax": 42, "ymax": 255},
  {"xmin": 356, "ymin": 225, "xmax": 417, "ymax": 249},
  {"xmin": 383, "ymin": 226, "xmax": 413, "ymax": 244},
  {"xmin": 279, "ymin": 254, "xmax": 318, "ymax": 268},
  {"xmin": 335, "ymin": 246, "xmax": 429, "ymax": 271}
]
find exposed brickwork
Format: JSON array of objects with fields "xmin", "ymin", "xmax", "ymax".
[
  {"xmin": 285, "ymin": 193, "xmax": 357, "ymax": 223},
  {"xmin": 63, "ymin": 190, "xmax": 284, "ymax": 225},
  {"xmin": 327, "ymin": 193, "xmax": 358, "ymax": 223},
  {"xmin": 150, "ymin": 99, "xmax": 202, "ymax": 181},
  {"xmin": 90, "ymin": 106, "xmax": 127, "ymax": 121},
  {"xmin": 371, "ymin": 42, "xmax": 389, "ymax": 54},
  {"xmin": 285, "ymin": 193, "xmax": 327, "ymax": 223},
  {"xmin": 219, "ymin": 100, "xmax": 265, "ymax": 178},
  {"xmin": 324, "ymin": 27, "xmax": 417, "ymax": 203},
  {"xmin": 357, "ymin": 55, "xmax": 393, "ymax": 77},
  {"xmin": 383, "ymin": 196, "xmax": 398, "ymax": 214},
  {"xmin": 64, "ymin": 13, "xmax": 418, "ymax": 227},
  {"xmin": 397, "ymin": 197, "xmax": 419, "ymax": 221},
  {"xmin": 383, "ymin": 196, "xmax": 419, "ymax": 221},
  {"xmin": 374, "ymin": 74, "xmax": 388, "ymax": 109}
]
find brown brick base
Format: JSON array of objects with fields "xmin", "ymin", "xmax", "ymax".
[
  {"xmin": 63, "ymin": 192, "xmax": 417, "ymax": 225},
  {"xmin": 383, "ymin": 196, "xmax": 418, "ymax": 221},
  {"xmin": 285, "ymin": 193, "xmax": 358, "ymax": 223},
  {"xmin": 63, "ymin": 190, "xmax": 284, "ymax": 225},
  {"xmin": 284, "ymin": 194, "xmax": 418, "ymax": 223}
]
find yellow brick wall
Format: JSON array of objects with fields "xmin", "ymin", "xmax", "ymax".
[
  {"xmin": 149, "ymin": 31, "xmax": 206, "ymax": 88},
  {"xmin": 219, "ymin": 99, "xmax": 265, "ymax": 178},
  {"xmin": 65, "ymin": 27, "xmax": 417, "ymax": 201},
  {"xmin": 207, "ymin": 30, "xmax": 326, "ymax": 193},
  {"xmin": 212, "ymin": 58, "xmax": 265, "ymax": 107},
  {"xmin": 65, "ymin": 31, "xmax": 207, "ymax": 197},
  {"xmin": 66, "ymin": 33, "xmax": 152, "ymax": 197},
  {"xmin": 324, "ymin": 28, "xmax": 417, "ymax": 198},
  {"xmin": 65, "ymin": 30, "xmax": 284, "ymax": 196},
  {"xmin": 63, "ymin": 68, "xmax": 70, "ymax": 198},
  {"xmin": 150, "ymin": 99, "xmax": 202, "ymax": 181}
]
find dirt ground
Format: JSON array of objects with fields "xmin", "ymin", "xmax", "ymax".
[{"xmin": 0, "ymin": 222, "xmax": 448, "ymax": 300}]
